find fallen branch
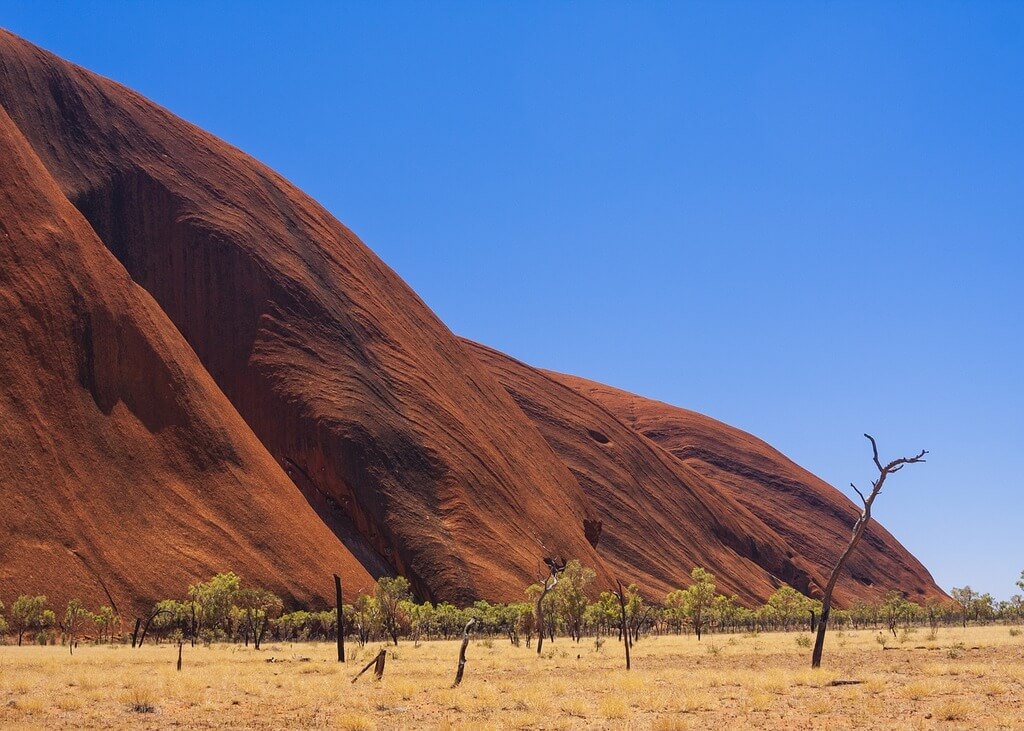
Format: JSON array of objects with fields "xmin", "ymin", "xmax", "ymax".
[{"xmin": 351, "ymin": 648, "xmax": 387, "ymax": 683}]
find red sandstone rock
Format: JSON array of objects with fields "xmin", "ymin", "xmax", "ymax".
[
  {"xmin": 0, "ymin": 102, "xmax": 373, "ymax": 617},
  {"xmin": 0, "ymin": 30, "xmax": 945, "ymax": 610},
  {"xmin": 462, "ymin": 341, "xmax": 826, "ymax": 605},
  {"xmin": 0, "ymin": 29, "xmax": 608, "ymax": 605},
  {"xmin": 551, "ymin": 373, "xmax": 944, "ymax": 606}
]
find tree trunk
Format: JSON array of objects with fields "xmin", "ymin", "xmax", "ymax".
[
  {"xmin": 536, "ymin": 581, "xmax": 553, "ymax": 655},
  {"xmin": 453, "ymin": 618, "xmax": 476, "ymax": 687},
  {"xmin": 811, "ymin": 435, "xmax": 926, "ymax": 668},
  {"xmin": 334, "ymin": 574, "xmax": 345, "ymax": 662},
  {"xmin": 616, "ymin": 581, "xmax": 631, "ymax": 671}
]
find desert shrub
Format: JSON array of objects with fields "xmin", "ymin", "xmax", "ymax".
[
  {"xmin": 124, "ymin": 687, "xmax": 157, "ymax": 714},
  {"xmin": 795, "ymin": 634, "xmax": 812, "ymax": 648},
  {"xmin": 935, "ymin": 699, "xmax": 972, "ymax": 721}
]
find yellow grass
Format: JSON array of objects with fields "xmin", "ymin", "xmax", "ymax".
[{"xmin": 0, "ymin": 626, "xmax": 1021, "ymax": 729}]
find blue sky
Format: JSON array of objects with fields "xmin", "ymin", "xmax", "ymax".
[{"xmin": 3, "ymin": 2, "xmax": 1021, "ymax": 599}]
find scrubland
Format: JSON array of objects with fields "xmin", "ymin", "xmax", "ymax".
[{"xmin": 1, "ymin": 625, "xmax": 1022, "ymax": 729}]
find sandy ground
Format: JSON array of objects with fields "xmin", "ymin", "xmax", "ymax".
[{"xmin": 0, "ymin": 625, "xmax": 1021, "ymax": 729}]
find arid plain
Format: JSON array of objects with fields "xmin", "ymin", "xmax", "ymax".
[{"xmin": 1, "ymin": 626, "xmax": 1022, "ymax": 730}]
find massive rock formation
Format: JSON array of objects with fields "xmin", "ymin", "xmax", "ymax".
[
  {"xmin": 552, "ymin": 374, "xmax": 941, "ymax": 607},
  {"xmin": 0, "ymin": 29, "xmax": 944, "ymax": 613},
  {"xmin": 462, "ymin": 341, "xmax": 825, "ymax": 605},
  {"xmin": 0, "ymin": 102, "xmax": 373, "ymax": 617},
  {"xmin": 0, "ymin": 28, "xmax": 607, "ymax": 608}
]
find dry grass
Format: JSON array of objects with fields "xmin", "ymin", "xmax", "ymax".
[{"xmin": 0, "ymin": 626, "xmax": 1021, "ymax": 729}]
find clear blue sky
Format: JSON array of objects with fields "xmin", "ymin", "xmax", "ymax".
[{"xmin": 3, "ymin": 2, "xmax": 1021, "ymax": 599}]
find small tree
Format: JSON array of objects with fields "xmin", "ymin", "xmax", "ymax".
[
  {"xmin": 40, "ymin": 609, "xmax": 57, "ymax": 644},
  {"xmin": 765, "ymin": 585, "xmax": 811, "ymax": 632},
  {"xmin": 375, "ymin": 576, "xmax": 411, "ymax": 645},
  {"xmin": 93, "ymin": 606, "xmax": 118, "ymax": 644},
  {"xmin": 0, "ymin": 600, "xmax": 8, "ymax": 639},
  {"xmin": 624, "ymin": 584, "xmax": 647, "ymax": 643},
  {"xmin": 951, "ymin": 586, "xmax": 976, "ymax": 628},
  {"xmin": 664, "ymin": 589, "xmax": 686, "ymax": 633},
  {"xmin": 880, "ymin": 591, "xmax": 916, "ymax": 637},
  {"xmin": 534, "ymin": 558, "xmax": 566, "ymax": 655},
  {"xmin": 554, "ymin": 560, "xmax": 595, "ymax": 642},
  {"xmin": 923, "ymin": 597, "xmax": 943, "ymax": 635},
  {"xmin": 712, "ymin": 594, "xmax": 740, "ymax": 633},
  {"xmin": 972, "ymin": 593, "xmax": 996, "ymax": 624},
  {"xmin": 810, "ymin": 434, "xmax": 927, "ymax": 668},
  {"xmin": 1017, "ymin": 570, "xmax": 1024, "ymax": 594},
  {"xmin": 62, "ymin": 599, "xmax": 93, "ymax": 655},
  {"xmin": 146, "ymin": 599, "xmax": 191, "ymax": 645},
  {"xmin": 679, "ymin": 567, "xmax": 717, "ymax": 641},
  {"xmin": 10, "ymin": 595, "xmax": 49, "ymax": 646},
  {"xmin": 234, "ymin": 588, "xmax": 283, "ymax": 649},
  {"xmin": 188, "ymin": 572, "xmax": 241, "ymax": 642}
]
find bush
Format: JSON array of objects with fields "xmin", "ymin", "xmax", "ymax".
[
  {"xmin": 124, "ymin": 687, "xmax": 157, "ymax": 714},
  {"xmin": 795, "ymin": 634, "xmax": 812, "ymax": 648}
]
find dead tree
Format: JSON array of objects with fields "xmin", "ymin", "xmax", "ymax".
[
  {"xmin": 351, "ymin": 648, "xmax": 387, "ymax": 683},
  {"xmin": 135, "ymin": 608, "xmax": 173, "ymax": 647},
  {"xmin": 176, "ymin": 641, "xmax": 183, "ymax": 672},
  {"xmin": 615, "ymin": 580, "xmax": 631, "ymax": 670},
  {"xmin": 334, "ymin": 574, "xmax": 345, "ymax": 663},
  {"xmin": 811, "ymin": 434, "xmax": 927, "ymax": 668},
  {"xmin": 452, "ymin": 618, "xmax": 477, "ymax": 687},
  {"xmin": 535, "ymin": 558, "xmax": 566, "ymax": 655}
]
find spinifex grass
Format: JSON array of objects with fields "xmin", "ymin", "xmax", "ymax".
[{"xmin": 0, "ymin": 625, "xmax": 1021, "ymax": 729}]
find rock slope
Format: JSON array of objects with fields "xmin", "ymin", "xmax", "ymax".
[
  {"xmin": 0, "ymin": 29, "xmax": 944, "ymax": 611},
  {"xmin": 0, "ymin": 101, "xmax": 372, "ymax": 617},
  {"xmin": 552, "ymin": 373, "xmax": 942, "ymax": 606}
]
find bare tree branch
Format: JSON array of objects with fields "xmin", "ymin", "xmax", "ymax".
[
  {"xmin": 865, "ymin": 433, "xmax": 883, "ymax": 471},
  {"xmin": 535, "ymin": 558, "xmax": 566, "ymax": 656}
]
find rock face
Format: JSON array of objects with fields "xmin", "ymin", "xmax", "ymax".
[
  {"xmin": 462, "ymin": 341, "xmax": 825, "ymax": 605},
  {"xmin": 0, "ymin": 29, "xmax": 607, "ymax": 608},
  {"xmin": 0, "ymin": 30, "xmax": 944, "ymax": 612},
  {"xmin": 0, "ymin": 102, "xmax": 373, "ymax": 617},
  {"xmin": 552, "ymin": 373, "xmax": 942, "ymax": 607}
]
